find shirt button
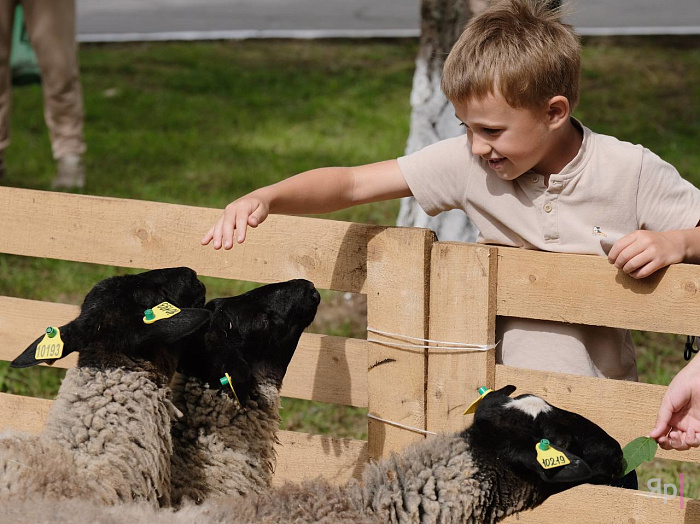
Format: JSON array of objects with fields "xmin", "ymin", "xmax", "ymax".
[
  {"xmin": 531, "ymin": 175, "xmax": 539, "ymax": 183},
  {"xmin": 543, "ymin": 203, "xmax": 553, "ymax": 213}
]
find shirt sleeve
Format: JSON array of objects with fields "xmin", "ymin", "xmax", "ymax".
[
  {"xmin": 636, "ymin": 148, "xmax": 700, "ymax": 231},
  {"xmin": 396, "ymin": 136, "xmax": 474, "ymax": 217}
]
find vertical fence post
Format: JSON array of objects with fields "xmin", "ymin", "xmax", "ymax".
[
  {"xmin": 426, "ymin": 242, "xmax": 497, "ymax": 434},
  {"xmin": 365, "ymin": 227, "xmax": 435, "ymax": 460}
]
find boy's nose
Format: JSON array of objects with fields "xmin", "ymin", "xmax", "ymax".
[{"xmin": 470, "ymin": 136, "xmax": 491, "ymax": 156}]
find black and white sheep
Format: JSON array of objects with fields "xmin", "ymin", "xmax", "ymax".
[
  {"xmin": 0, "ymin": 267, "xmax": 210, "ymax": 507},
  {"xmin": 169, "ymin": 278, "xmax": 321, "ymax": 505},
  {"xmin": 0, "ymin": 385, "xmax": 624, "ymax": 523}
]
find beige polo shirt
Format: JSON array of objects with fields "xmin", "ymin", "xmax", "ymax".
[{"xmin": 398, "ymin": 120, "xmax": 700, "ymax": 380}]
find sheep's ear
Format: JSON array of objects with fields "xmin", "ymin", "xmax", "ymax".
[
  {"xmin": 514, "ymin": 444, "xmax": 594, "ymax": 484},
  {"xmin": 10, "ymin": 323, "xmax": 77, "ymax": 368},
  {"xmin": 142, "ymin": 308, "xmax": 211, "ymax": 343},
  {"xmin": 495, "ymin": 385, "xmax": 517, "ymax": 397}
]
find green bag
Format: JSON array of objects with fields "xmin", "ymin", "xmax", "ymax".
[{"xmin": 10, "ymin": 6, "xmax": 41, "ymax": 86}]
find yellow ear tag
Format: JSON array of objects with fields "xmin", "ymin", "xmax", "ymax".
[
  {"xmin": 219, "ymin": 372, "xmax": 241, "ymax": 406},
  {"xmin": 143, "ymin": 302, "xmax": 181, "ymax": 324},
  {"xmin": 535, "ymin": 439, "xmax": 571, "ymax": 469},
  {"xmin": 464, "ymin": 386, "xmax": 493, "ymax": 415},
  {"xmin": 34, "ymin": 327, "xmax": 65, "ymax": 361}
]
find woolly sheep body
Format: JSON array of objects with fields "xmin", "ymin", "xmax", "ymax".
[
  {"xmin": 0, "ymin": 367, "xmax": 174, "ymax": 505},
  {"xmin": 170, "ymin": 373, "xmax": 282, "ymax": 504},
  {"xmin": 0, "ymin": 267, "xmax": 210, "ymax": 508}
]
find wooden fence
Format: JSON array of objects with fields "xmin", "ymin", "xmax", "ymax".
[{"xmin": 1, "ymin": 186, "xmax": 699, "ymax": 522}]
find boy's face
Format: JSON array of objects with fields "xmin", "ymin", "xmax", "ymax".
[{"xmin": 453, "ymin": 93, "xmax": 558, "ymax": 180}]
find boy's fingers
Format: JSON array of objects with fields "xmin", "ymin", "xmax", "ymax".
[
  {"xmin": 607, "ymin": 233, "xmax": 636, "ymax": 263},
  {"xmin": 221, "ymin": 212, "xmax": 237, "ymax": 250},
  {"xmin": 201, "ymin": 226, "xmax": 214, "ymax": 246},
  {"xmin": 235, "ymin": 213, "xmax": 248, "ymax": 244},
  {"xmin": 248, "ymin": 204, "xmax": 266, "ymax": 228}
]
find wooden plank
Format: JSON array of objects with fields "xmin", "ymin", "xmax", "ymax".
[
  {"xmin": 0, "ymin": 187, "xmax": 384, "ymax": 294},
  {"xmin": 1, "ymin": 296, "xmax": 369, "ymax": 407},
  {"xmin": 273, "ymin": 430, "xmax": 368, "ymax": 485},
  {"xmin": 0, "ymin": 393, "xmax": 53, "ymax": 434},
  {"xmin": 366, "ymin": 227, "xmax": 435, "ymax": 459},
  {"xmin": 496, "ymin": 364, "xmax": 700, "ymax": 464},
  {"xmin": 0, "ymin": 393, "xmax": 366, "ymax": 485},
  {"xmin": 426, "ymin": 243, "xmax": 497, "ymax": 434},
  {"xmin": 497, "ymin": 246, "xmax": 700, "ymax": 334},
  {"xmin": 502, "ymin": 484, "xmax": 700, "ymax": 523},
  {"xmin": 280, "ymin": 334, "xmax": 368, "ymax": 408}
]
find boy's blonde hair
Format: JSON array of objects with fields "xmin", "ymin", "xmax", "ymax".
[{"xmin": 442, "ymin": 0, "xmax": 581, "ymax": 111}]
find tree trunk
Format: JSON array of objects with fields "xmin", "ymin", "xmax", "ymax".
[{"xmin": 397, "ymin": 0, "xmax": 486, "ymax": 242}]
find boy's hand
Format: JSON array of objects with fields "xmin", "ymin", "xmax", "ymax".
[
  {"xmin": 607, "ymin": 230, "xmax": 684, "ymax": 279},
  {"xmin": 649, "ymin": 357, "xmax": 700, "ymax": 450},
  {"xmin": 201, "ymin": 196, "xmax": 270, "ymax": 249}
]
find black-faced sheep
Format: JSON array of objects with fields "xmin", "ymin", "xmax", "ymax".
[
  {"xmin": 170, "ymin": 278, "xmax": 320, "ymax": 505},
  {"xmin": 0, "ymin": 386, "xmax": 624, "ymax": 524},
  {"xmin": 0, "ymin": 267, "xmax": 210, "ymax": 507}
]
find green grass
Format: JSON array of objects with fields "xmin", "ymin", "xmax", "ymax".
[{"xmin": 1, "ymin": 36, "xmax": 699, "ymax": 493}]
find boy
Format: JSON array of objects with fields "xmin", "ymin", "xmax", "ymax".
[{"xmin": 203, "ymin": 0, "xmax": 700, "ymax": 384}]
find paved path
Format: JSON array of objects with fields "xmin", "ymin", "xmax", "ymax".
[{"xmin": 76, "ymin": 0, "xmax": 700, "ymax": 42}]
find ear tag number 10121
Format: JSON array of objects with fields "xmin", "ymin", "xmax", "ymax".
[
  {"xmin": 143, "ymin": 302, "xmax": 181, "ymax": 324},
  {"xmin": 34, "ymin": 326, "xmax": 64, "ymax": 361}
]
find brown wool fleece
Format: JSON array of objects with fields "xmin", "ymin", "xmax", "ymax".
[
  {"xmin": 170, "ymin": 372, "xmax": 282, "ymax": 506},
  {"xmin": 0, "ymin": 366, "xmax": 176, "ymax": 506}
]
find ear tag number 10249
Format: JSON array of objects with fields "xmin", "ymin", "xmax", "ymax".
[
  {"xmin": 535, "ymin": 439, "xmax": 570, "ymax": 469},
  {"xmin": 143, "ymin": 302, "xmax": 181, "ymax": 324},
  {"xmin": 35, "ymin": 326, "xmax": 64, "ymax": 361}
]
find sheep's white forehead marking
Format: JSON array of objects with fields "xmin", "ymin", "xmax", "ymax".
[{"xmin": 505, "ymin": 395, "xmax": 552, "ymax": 418}]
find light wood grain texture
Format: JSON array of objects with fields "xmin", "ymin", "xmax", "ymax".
[
  {"xmin": 272, "ymin": 430, "xmax": 368, "ymax": 485},
  {"xmin": 366, "ymin": 227, "xmax": 435, "ymax": 459},
  {"xmin": 496, "ymin": 364, "xmax": 700, "ymax": 464},
  {"xmin": 0, "ymin": 296, "xmax": 369, "ymax": 407},
  {"xmin": 0, "ymin": 392, "xmax": 367, "ymax": 485},
  {"xmin": 497, "ymin": 246, "xmax": 700, "ymax": 334},
  {"xmin": 0, "ymin": 187, "xmax": 386, "ymax": 293},
  {"xmin": 502, "ymin": 484, "xmax": 700, "ymax": 523},
  {"xmin": 426, "ymin": 243, "xmax": 497, "ymax": 434}
]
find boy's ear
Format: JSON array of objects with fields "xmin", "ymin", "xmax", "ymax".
[
  {"xmin": 546, "ymin": 95, "xmax": 570, "ymax": 129},
  {"xmin": 142, "ymin": 308, "xmax": 211, "ymax": 343},
  {"xmin": 10, "ymin": 323, "xmax": 77, "ymax": 368},
  {"xmin": 511, "ymin": 442, "xmax": 594, "ymax": 484}
]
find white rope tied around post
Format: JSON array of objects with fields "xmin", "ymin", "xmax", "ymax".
[
  {"xmin": 367, "ymin": 413, "xmax": 437, "ymax": 436},
  {"xmin": 366, "ymin": 327, "xmax": 497, "ymax": 351}
]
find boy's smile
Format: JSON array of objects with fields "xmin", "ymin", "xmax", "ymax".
[{"xmin": 453, "ymin": 92, "xmax": 581, "ymax": 182}]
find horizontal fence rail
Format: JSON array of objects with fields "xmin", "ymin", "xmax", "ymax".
[
  {"xmin": 0, "ymin": 187, "xmax": 384, "ymax": 294},
  {"xmin": 497, "ymin": 246, "xmax": 700, "ymax": 335},
  {"xmin": 0, "ymin": 393, "xmax": 367, "ymax": 485}
]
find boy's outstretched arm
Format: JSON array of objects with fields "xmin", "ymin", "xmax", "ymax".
[
  {"xmin": 202, "ymin": 160, "xmax": 411, "ymax": 249},
  {"xmin": 607, "ymin": 224, "xmax": 700, "ymax": 279},
  {"xmin": 650, "ymin": 355, "xmax": 700, "ymax": 450}
]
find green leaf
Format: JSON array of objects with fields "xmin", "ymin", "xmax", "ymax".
[{"xmin": 621, "ymin": 437, "xmax": 658, "ymax": 476}]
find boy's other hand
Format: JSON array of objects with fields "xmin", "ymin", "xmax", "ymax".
[
  {"xmin": 201, "ymin": 196, "xmax": 270, "ymax": 249},
  {"xmin": 607, "ymin": 230, "xmax": 684, "ymax": 279}
]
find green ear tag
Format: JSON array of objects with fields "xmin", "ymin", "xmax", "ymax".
[
  {"xmin": 34, "ymin": 327, "xmax": 65, "ymax": 361},
  {"xmin": 143, "ymin": 302, "xmax": 181, "ymax": 324},
  {"xmin": 535, "ymin": 439, "xmax": 570, "ymax": 469},
  {"xmin": 464, "ymin": 386, "xmax": 493, "ymax": 415}
]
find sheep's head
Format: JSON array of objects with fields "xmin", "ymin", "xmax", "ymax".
[
  {"xmin": 11, "ymin": 267, "xmax": 210, "ymax": 379},
  {"xmin": 178, "ymin": 279, "xmax": 320, "ymax": 405},
  {"xmin": 467, "ymin": 385, "xmax": 624, "ymax": 497}
]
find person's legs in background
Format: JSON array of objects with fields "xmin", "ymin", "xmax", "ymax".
[
  {"xmin": 0, "ymin": 0, "xmax": 19, "ymax": 180},
  {"xmin": 23, "ymin": 0, "xmax": 86, "ymax": 189}
]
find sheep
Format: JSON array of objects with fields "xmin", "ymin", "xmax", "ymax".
[
  {"xmin": 169, "ymin": 278, "xmax": 321, "ymax": 505},
  {"xmin": 0, "ymin": 385, "xmax": 624, "ymax": 524},
  {"xmin": 0, "ymin": 267, "xmax": 211, "ymax": 507}
]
